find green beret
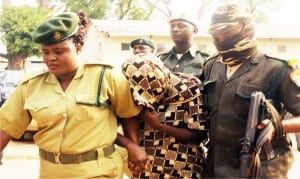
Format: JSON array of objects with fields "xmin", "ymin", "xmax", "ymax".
[
  {"xmin": 130, "ymin": 38, "xmax": 155, "ymax": 49},
  {"xmin": 33, "ymin": 12, "xmax": 79, "ymax": 45}
]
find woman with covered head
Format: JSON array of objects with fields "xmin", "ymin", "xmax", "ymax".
[{"xmin": 121, "ymin": 54, "xmax": 208, "ymax": 178}]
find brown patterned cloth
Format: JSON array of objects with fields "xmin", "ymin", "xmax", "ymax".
[{"xmin": 122, "ymin": 54, "xmax": 208, "ymax": 178}]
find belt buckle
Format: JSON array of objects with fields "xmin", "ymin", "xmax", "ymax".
[{"xmin": 54, "ymin": 153, "xmax": 61, "ymax": 164}]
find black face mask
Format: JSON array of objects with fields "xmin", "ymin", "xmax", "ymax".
[
  {"xmin": 212, "ymin": 26, "xmax": 257, "ymax": 66},
  {"xmin": 213, "ymin": 34, "xmax": 245, "ymax": 52}
]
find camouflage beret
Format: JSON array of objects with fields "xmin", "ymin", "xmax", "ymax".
[
  {"xmin": 168, "ymin": 14, "xmax": 198, "ymax": 30},
  {"xmin": 209, "ymin": 3, "xmax": 252, "ymax": 34},
  {"xmin": 33, "ymin": 12, "xmax": 79, "ymax": 45},
  {"xmin": 130, "ymin": 38, "xmax": 155, "ymax": 49}
]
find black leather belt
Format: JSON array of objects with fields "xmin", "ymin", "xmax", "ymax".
[{"xmin": 39, "ymin": 144, "xmax": 115, "ymax": 165}]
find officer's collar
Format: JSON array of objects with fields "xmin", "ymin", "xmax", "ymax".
[
  {"xmin": 46, "ymin": 65, "xmax": 83, "ymax": 84},
  {"xmin": 249, "ymin": 50, "xmax": 263, "ymax": 64},
  {"xmin": 171, "ymin": 44, "xmax": 198, "ymax": 57}
]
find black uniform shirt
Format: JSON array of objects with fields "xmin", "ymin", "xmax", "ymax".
[{"xmin": 202, "ymin": 51, "xmax": 300, "ymax": 178}]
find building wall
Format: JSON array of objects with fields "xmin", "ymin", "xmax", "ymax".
[
  {"xmin": 257, "ymin": 38, "xmax": 300, "ymax": 58},
  {"xmin": 97, "ymin": 36, "xmax": 214, "ymax": 69},
  {"xmin": 94, "ymin": 35, "xmax": 300, "ymax": 69}
]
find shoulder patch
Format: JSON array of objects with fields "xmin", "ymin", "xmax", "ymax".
[
  {"xmin": 81, "ymin": 60, "xmax": 113, "ymax": 69},
  {"xmin": 21, "ymin": 69, "xmax": 48, "ymax": 84},
  {"xmin": 287, "ymin": 58, "xmax": 300, "ymax": 87}
]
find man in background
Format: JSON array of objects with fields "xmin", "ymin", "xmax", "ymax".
[
  {"xmin": 130, "ymin": 37, "xmax": 155, "ymax": 56},
  {"xmin": 159, "ymin": 14, "xmax": 209, "ymax": 78}
]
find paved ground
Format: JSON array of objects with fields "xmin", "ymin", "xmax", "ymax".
[
  {"xmin": 0, "ymin": 140, "xmax": 39, "ymax": 179},
  {"xmin": 0, "ymin": 135, "xmax": 299, "ymax": 179}
]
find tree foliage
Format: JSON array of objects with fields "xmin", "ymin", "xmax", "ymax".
[
  {"xmin": 0, "ymin": 0, "xmax": 282, "ymax": 70},
  {"xmin": 114, "ymin": 0, "xmax": 157, "ymax": 20},
  {"xmin": 0, "ymin": 6, "xmax": 49, "ymax": 69},
  {"xmin": 57, "ymin": 0, "xmax": 279, "ymax": 23},
  {"xmin": 60, "ymin": 0, "xmax": 108, "ymax": 19}
]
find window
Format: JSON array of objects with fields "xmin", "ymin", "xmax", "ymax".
[
  {"xmin": 278, "ymin": 45, "xmax": 286, "ymax": 53},
  {"xmin": 121, "ymin": 43, "xmax": 130, "ymax": 51}
]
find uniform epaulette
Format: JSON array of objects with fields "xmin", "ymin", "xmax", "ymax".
[
  {"xmin": 264, "ymin": 53, "xmax": 288, "ymax": 63},
  {"xmin": 202, "ymin": 53, "xmax": 220, "ymax": 66},
  {"xmin": 157, "ymin": 51, "xmax": 170, "ymax": 59},
  {"xmin": 156, "ymin": 51, "xmax": 168, "ymax": 57},
  {"xmin": 21, "ymin": 69, "xmax": 48, "ymax": 84},
  {"xmin": 81, "ymin": 60, "xmax": 113, "ymax": 69},
  {"xmin": 196, "ymin": 49, "xmax": 211, "ymax": 58}
]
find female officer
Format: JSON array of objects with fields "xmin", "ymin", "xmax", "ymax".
[{"xmin": 0, "ymin": 11, "xmax": 145, "ymax": 178}]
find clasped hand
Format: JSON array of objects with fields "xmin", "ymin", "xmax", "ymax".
[{"xmin": 257, "ymin": 119, "xmax": 275, "ymax": 143}]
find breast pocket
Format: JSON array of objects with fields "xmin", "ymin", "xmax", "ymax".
[
  {"xmin": 236, "ymin": 82, "xmax": 263, "ymax": 99},
  {"xmin": 24, "ymin": 101, "xmax": 51, "ymax": 126},
  {"xmin": 234, "ymin": 82, "xmax": 263, "ymax": 113},
  {"xmin": 75, "ymin": 94, "xmax": 109, "ymax": 121}
]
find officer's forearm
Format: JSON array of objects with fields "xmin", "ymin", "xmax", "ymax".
[
  {"xmin": 115, "ymin": 133, "xmax": 133, "ymax": 148},
  {"xmin": 0, "ymin": 130, "xmax": 12, "ymax": 152},
  {"xmin": 282, "ymin": 116, "xmax": 300, "ymax": 133},
  {"xmin": 121, "ymin": 116, "xmax": 140, "ymax": 144}
]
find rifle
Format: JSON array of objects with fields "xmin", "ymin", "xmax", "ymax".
[{"xmin": 239, "ymin": 91, "xmax": 276, "ymax": 178}]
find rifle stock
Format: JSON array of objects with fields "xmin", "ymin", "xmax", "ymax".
[{"xmin": 239, "ymin": 91, "xmax": 276, "ymax": 178}]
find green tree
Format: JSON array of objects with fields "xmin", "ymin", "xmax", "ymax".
[
  {"xmin": 59, "ymin": 0, "xmax": 157, "ymax": 20},
  {"xmin": 58, "ymin": 0, "xmax": 280, "ymax": 22},
  {"xmin": 60, "ymin": 0, "xmax": 108, "ymax": 19},
  {"xmin": 114, "ymin": 0, "xmax": 157, "ymax": 20},
  {"xmin": 242, "ymin": 0, "xmax": 280, "ymax": 23},
  {"xmin": 0, "ymin": 6, "xmax": 48, "ymax": 70}
]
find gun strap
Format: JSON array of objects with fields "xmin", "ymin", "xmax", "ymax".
[
  {"xmin": 251, "ymin": 154, "xmax": 261, "ymax": 178},
  {"xmin": 264, "ymin": 100, "xmax": 284, "ymax": 138}
]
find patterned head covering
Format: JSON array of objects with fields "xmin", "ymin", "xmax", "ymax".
[
  {"xmin": 122, "ymin": 54, "xmax": 201, "ymax": 109},
  {"xmin": 122, "ymin": 54, "xmax": 206, "ymax": 130},
  {"xmin": 209, "ymin": 3, "xmax": 257, "ymax": 66}
]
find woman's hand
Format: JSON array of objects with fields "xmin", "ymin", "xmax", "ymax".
[
  {"xmin": 140, "ymin": 108, "xmax": 162, "ymax": 130},
  {"xmin": 127, "ymin": 142, "xmax": 149, "ymax": 175}
]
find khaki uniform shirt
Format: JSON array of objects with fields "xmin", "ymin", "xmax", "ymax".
[
  {"xmin": 159, "ymin": 45, "xmax": 208, "ymax": 78},
  {"xmin": 0, "ymin": 63, "xmax": 141, "ymax": 178},
  {"xmin": 202, "ymin": 51, "xmax": 300, "ymax": 178}
]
